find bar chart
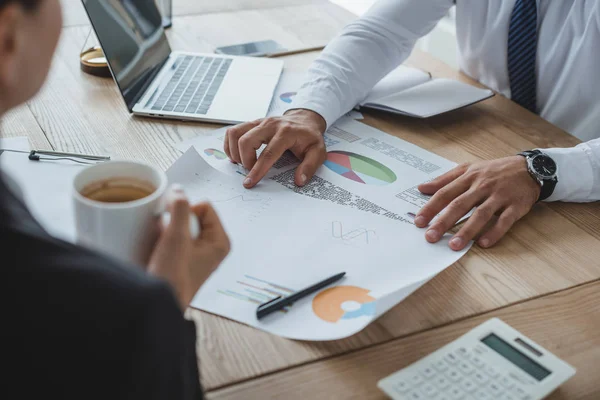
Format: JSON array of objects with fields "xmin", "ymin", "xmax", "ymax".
[{"xmin": 217, "ymin": 275, "xmax": 296, "ymax": 311}]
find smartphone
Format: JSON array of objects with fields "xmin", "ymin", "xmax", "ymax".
[{"xmin": 214, "ymin": 40, "xmax": 286, "ymax": 57}]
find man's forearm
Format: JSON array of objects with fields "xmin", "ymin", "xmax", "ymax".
[{"xmin": 292, "ymin": 0, "xmax": 455, "ymax": 127}]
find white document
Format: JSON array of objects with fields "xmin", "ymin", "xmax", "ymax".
[
  {"xmin": 0, "ymin": 146, "xmax": 86, "ymax": 242},
  {"xmin": 0, "ymin": 136, "xmax": 30, "ymax": 151},
  {"xmin": 176, "ymin": 117, "xmax": 458, "ymax": 222},
  {"xmin": 167, "ymin": 148, "xmax": 471, "ymax": 340}
]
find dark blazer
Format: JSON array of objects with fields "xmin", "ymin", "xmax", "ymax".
[{"xmin": 0, "ymin": 176, "xmax": 203, "ymax": 399}]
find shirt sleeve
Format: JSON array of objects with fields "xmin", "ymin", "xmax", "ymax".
[
  {"xmin": 542, "ymin": 139, "xmax": 600, "ymax": 202},
  {"xmin": 290, "ymin": 0, "xmax": 455, "ymax": 128}
]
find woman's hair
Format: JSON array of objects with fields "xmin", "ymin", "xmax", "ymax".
[{"xmin": 0, "ymin": 0, "xmax": 41, "ymax": 11}]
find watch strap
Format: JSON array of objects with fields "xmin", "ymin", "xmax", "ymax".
[
  {"xmin": 518, "ymin": 149, "xmax": 541, "ymax": 158},
  {"xmin": 518, "ymin": 150, "xmax": 557, "ymax": 202},
  {"xmin": 539, "ymin": 176, "xmax": 557, "ymax": 202}
]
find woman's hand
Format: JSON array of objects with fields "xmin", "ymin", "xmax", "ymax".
[{"xmin": 148, "ymin": 187, "xmax": 230, "ymax": 309}]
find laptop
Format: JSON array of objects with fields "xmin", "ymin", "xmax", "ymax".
[{"xmin": 82, "ymin": 0, "xmax": 283, "ymax": 124}]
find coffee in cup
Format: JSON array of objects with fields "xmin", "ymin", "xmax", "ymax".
[
  {"xmin": 80, "ymin": 178, "xmax": 156, "ymax": 203},
  {"xmin": 73, "ymin": 161, "xmax": 198, "ymax": 265}
]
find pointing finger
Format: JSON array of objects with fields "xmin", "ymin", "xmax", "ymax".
[
  {"xmin": 244, "ymin": 134, "xmax": 293, "ymax": 188},
  {"xmin": 238, "ymin": 125, "xmax": 275, "ymax": 171}
]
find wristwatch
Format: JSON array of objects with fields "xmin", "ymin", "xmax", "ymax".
[{"xmin": 518, "ymin": 150, "xmax": 558, "ymax": 201}]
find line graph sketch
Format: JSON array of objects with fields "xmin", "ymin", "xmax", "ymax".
[
  {"xmin": 234, "ymin": 164, "xmax": 248, "ymax": 177},
  {"xmin": 331, "ymin": 221, "xmax": 376, "ymax": 245},
  {"xmin": 212, "ymin": 195, "xmax": 264, "ymax": 203},
  {"xmin": 187, "ymin": 172, "xmax": 272, "ymax": 223}
]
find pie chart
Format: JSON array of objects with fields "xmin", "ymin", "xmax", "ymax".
[
  {"xmin": 204, "ymin": 148, "xmax": 227, "ymax": 160},
  {"xmin": 312, "ymin": 286, "xmax": 376, "ymax": 323},
  {"xmin": 324, "ymin": 151, "xmax": 397, "ymax": 185},
  {"xmin": 279, "ymin": 92, "xmax": 296, "ymax": 104}
]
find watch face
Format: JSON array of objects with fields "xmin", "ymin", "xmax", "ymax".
[{"xmin": 532, "ymin": 154, "xmax": 557, "ymax": 178}]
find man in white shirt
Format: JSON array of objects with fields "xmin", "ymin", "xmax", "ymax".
[{"xmin": 224, "ymin": 0, "xmax": 600, "ymax": 251}]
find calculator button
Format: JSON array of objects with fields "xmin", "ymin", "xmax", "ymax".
[
  {"xmin": 484, "ymin": 365, "xmax": 500, "ymax": 378},
  {"xmin": 406, "ymin": 390, "xmax": 424, "ymax": 399},
  {"xmin": 434, "ymin": 359, "xmax": 450, "ymax": 372},
  {"xmin": 474, "ymin": 345, "xmax": 489, "ymax": 355},
  {"xmin": 472, "ymin": 372, "xmax": 489, "ymax": 386},
  {"xmin": 470, "ymin": 355, "xmax": 486, "ymax": 368},
  {"xmin": 473, "ymin": 389, "xmax": 494, "ymax": 400},
  {"xmin": 421, "ymin": 366, "xmax": 437, "ymax": 379},
  {"xmin": 445, "ymin": 353, "xmax": 460, "ymax": 364},
  {"xmin": 392, "ymin": 379, "xmax": 412, "ymax": 393},
  {"xmin": 410, "ymin": 373, "xmax": 425, "ymax": 386},
  {"xmin": 487, "ymin": 382, "xmax": 505, "ymax": 397},
  {"xmin": 458, "ymin": 361, "xmax": 475, "ymax": 375},
  {"xmin": 446, "ymin": 369, "xmax": 464, "ymax": 382},
  {"xmin": 498, "ymin": 376, "xmax": 514, "ymax": 389},
  {"xmin": 434, "ymin": 375, "xmax": 452, "ymax": 390},
  {"xmin": 499, "ymin": 394, "xmax": 517, "ymax": 400},
  {"xmin": 455, "ymin": 346, "xmax": 471, "ymax": 359},
  {"xmin": 509, "ymin": 372, "xmax": 535, "ymax": 386},
  {"xmin": 459, "ymin": 378, "xmax": 478, "ymax": 393},
  {"xmin": 511, "ymin": 386, "xmax": 531, "ymax": 400},
  {"xmin": 448, "ymin": 386, "xmax": 466, "ymax": 400},
  {"xmin": 420, "ymin": 383, "xmax": 439, "ymax": 397}
]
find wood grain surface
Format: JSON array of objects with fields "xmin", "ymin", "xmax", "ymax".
[
  {"xmin": 1, "ymin": 1, "xmax": 598, "ymax": 399},
  {"xmin": 207, "ymin": 280, "xmax": 600, "ymax": 399}
]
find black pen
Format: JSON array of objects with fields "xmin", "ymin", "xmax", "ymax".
[{"xmin": 256, "ymin": 272, "xmax": 346, "ymax": 320}]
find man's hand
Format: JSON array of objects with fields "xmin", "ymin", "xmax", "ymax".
[
  {"xmin": 224, "ymin": 109, "xmax": 327, "ymax": 188},
  {"xmin": 414, "ymin": 156, "xmax": 541, "ymax": 251}
]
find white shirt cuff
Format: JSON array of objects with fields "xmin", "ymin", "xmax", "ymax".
[
  {"xmin": 542, "ymin": 144, "xmax": 596, "ymax": 202},
  {"xmin": 288, "ymin": 87, "xmax": 346, "ymax": 130}
]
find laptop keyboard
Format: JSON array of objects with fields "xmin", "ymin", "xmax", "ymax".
[{"xmin": 150, "ymin": 55, "xmax": 232, "ymax": 115}]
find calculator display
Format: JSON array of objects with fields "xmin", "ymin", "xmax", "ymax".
[{"xmin": 482, "ymin": 334, "xmax": 551, "ymax": 381}]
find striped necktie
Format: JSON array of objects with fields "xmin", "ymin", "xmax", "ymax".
[{"xmin": 507, "ymin": 0, "xmax": 538, "ymax": 113}]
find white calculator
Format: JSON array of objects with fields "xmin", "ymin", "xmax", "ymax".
[{"xmin": 378, "ymin": 318, "xmax": 575, "ymax": 400}]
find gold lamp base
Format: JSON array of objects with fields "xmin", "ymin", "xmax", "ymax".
[{"xmin": 79, "ymin": 46, "xmax": 111, "ymax": 78}]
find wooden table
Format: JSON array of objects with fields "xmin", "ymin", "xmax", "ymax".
[{"xmin": 2, "ymin": 1, "xmax": 599, "ymax": 398}]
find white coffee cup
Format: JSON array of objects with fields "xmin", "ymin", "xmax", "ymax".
[{"xmin": 73, "ymin": 161, "xmax": 199, "ymax": 265}]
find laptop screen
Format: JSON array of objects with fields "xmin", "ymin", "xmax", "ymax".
[{"xmin": 82, "ymin": 0, "xmax": 171, "ymax": 111}]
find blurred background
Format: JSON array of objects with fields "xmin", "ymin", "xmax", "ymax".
[{"xmin": 331, "ymin": 0, "xmax": 459, "ymax": 68}]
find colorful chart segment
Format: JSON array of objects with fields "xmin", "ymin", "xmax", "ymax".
[
  {"xmin": 204, "ymin": 148, "xmax": 227, "ymax": 160},
  {"xmin": 324, "ymin": 151, "xmax": 397, "ymax": 185},
  {"xmin": 312, "ymin": 286, "xmax": 376, "ymax": 323},
  {"xmin": 279, "ymin": 92, "xmax": 296, "ymax": 104}
]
